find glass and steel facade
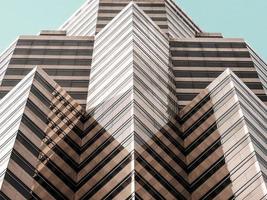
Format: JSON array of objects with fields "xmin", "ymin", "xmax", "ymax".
[{"xmin": 0, "ymin": 1, "xmax": 266, "ymax": 200}]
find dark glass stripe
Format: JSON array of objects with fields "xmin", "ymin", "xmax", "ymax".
[
  {"xmin": 14, "ymin": 48, "xmax": 92, "ymax": 56},
  {"xmin": 184, "ymin": 122, "xmax": 217, "ymax": 155},
  {"xmin": 135, "ymin": 172, "xmax": 166, "ymax": 200},
  {"xmin": 177, "ymin": 93, "xmax": 198, "ymax": 101},
  {"xmin": 16, "ymin": 39, "xmax": 94, "ymax": 47},
  {"xmin": 10, "ymin": 58, "xmax": 92, "ymax": 66},
  {"xmin": 136, "ymin": 153, "xmax": 187, "ymax": 200},
  {"xmin": 10, "ymin": 152, "xmax": 69, "ymax": 199},
  {"xmin": 31, "ymin": 85, "xmax": 50, "ymax": 107},
  {"xmin": 26, "ymin": 99, "xmax": 49, "ymax": 124},
  {"xmin": 190, "ymin": 157, "xmax": 226, "ymax": 191},
  {"xmin": 182, "ymin": 108, "xmax": 214, "ymax": 139},
  {"xmin": 0, "ymin": 191, "xmax": 11, "ymax": 200},
  {"xmin": 175, "ymin": 81, "xmax": 211, "ymax": 89},
  {"xmin": 199, "ymin": 176, "xmax": 231, "ymax": 200},
  {"xmin": 5, "ymin": 68, "xmax": 31, "ymax": 75},
  {"xmin": 11, "ymin": 149, "xmax": 76, "ymax": 191},
  {"xmin": 99, "ymin": 3, "xmax": 128, "ymax": 6},
  {"xmin": 100, "ymin": 173, "xmax": 133, "ymax": 200},
  {"xmin": 187, "ymin": 139, "xmax": 222, "ymax": 173},
  {"xmin": 135, "ymin": 133, "xmax": 190, "ymax": 190},
  {"xmin": 15, "ymin": 132, "xmax": 77, "ymax": 189},
  {"xmin": 170, "ymin": 41, "xmax": 247, "ymax": 49},
  {"xmin": 16, "ymin": 131, "xmax": 39, "ymax": 157},
  {"xmin": 78, "ymin": 130, "xmax": 132, "ymax": 182},
  {"xmin": 173, "ymin": 70, "xmax": 259, "ymax": 79},
  {"xmin": 5, "ymin": 171, "xmax": 41, "ymax": 200},
  {"xmin": 179, "ymin": 95, "xmax": 210, "ymax": 124},
  {"xmin": 135, "ymin": 118, "xmax": 186, "ymax": 169},
  {"xmin": 80, "ymin": 153, "xmax": 132, "ymax": 200},
  {"xmin": 21, "ymin": 115, "xmax": 79, "ymax": 170},
  {"xmin": 137, "ymin": 3, "xmax": 165, "ymax": 7},
  {"xmin": 171, "ymin": 50, "xmax": 250, "ymax": 58},
  {"xmin": 172, "ymin": 60, "xmax": 254, "ymax": 68},
  {"xmin": 134, "ymin": 193, "xmax": 143, "ymax": 200}
]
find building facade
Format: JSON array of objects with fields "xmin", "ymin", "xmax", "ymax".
[{"xmin": 0, "ymin": 1, "xmax": 266, "ymax": 200}]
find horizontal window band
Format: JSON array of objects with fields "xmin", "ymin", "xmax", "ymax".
[
  {"xmin": 170, "ymin": 41, "xmax": 246, "ymax": 49},
  {"xmin": 16, "ymin": 39, "xmax": 94, "ymax": 47},
  {"xmin": 43, "ymin": 68, "xmax": 90, "ymax": 76},
  {"xmin": 171, "ymin": 51, "xmax": 250, "ymax": 58},
  {"xmin": 13, "ymin": 48, "xmax": 93, "ymax": 56},
  {"xmin": 173, "ymin": 70, "xmax": 259, "ymax": 78},
  {"xmin": 55, "ymin": 80, "xmax": 89, "ymax": 88},
  {"xmin": 176, "ymin": 93, "xmax": 198, "ymax": 101},
  {"xmin": 176, "ymin": 81, "xmax": 263, "ymax": 90},
  {"xmin": 172, "ymin": 60, "xmax": 254, "ymax": 68},
  {"xmin": 4, "ymin": 68, "xmax": 32, "ymax": 75},
  {"xmin": 175, "ymin": 81, "xmax": 210, "ymax": 89},
  {"xmin": 9, "ymin": 58, "xmax": 92, "ymax": 66}
]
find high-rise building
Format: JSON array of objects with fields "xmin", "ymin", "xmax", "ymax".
[{"xmin": 0, "ymin": 1, "xmax": 266, "ymax": 200}]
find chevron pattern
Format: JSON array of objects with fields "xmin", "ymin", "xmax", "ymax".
[{"xmin": 0, "ymin": 0, "xmax": 266, "ymax": 200}]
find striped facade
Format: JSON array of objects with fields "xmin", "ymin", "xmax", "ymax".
[
  {"xmin": 248, "ymin": 45, "xmax": 267, "ymax": 95},
  {"xmin": 0, "ymin": 0, "xmax": 266, "ymax": 199},
  {"xmin": 60, "ymin": 0, "xmax": 200, "ymax": 38},
  {"xmin": 0, "ymin": 32, "xmax": 94, "ymax": 108},
  {"xmin": 170, "ymin": 37, "xmax": 267, "ymax": 108},
  {"xmin": 180, "ymin": 69, "xmax": 267, "ymax": 199},
  {"xmin": 0, "ymin": 42, "xmax": 16, "ymax": 85},
  {"xmin": 60, "ymin": 0, "xmax": 99, "ymax": 36},
  {"xmin": 0, "ymin": 67, "xmax": 84, "ymax": 199}
]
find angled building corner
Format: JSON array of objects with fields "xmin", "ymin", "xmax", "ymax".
[
  {"xmin": 180, "ymin": 68, "xmax": 267, "ymax": 199},
  {"xmin": 0, "ymin": 0, "xmax": 266, "ymax": 200}
]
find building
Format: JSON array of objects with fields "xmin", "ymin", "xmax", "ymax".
[{"xmin": 0, "ymin": 1, "xmax": 266, "ymax": 200}]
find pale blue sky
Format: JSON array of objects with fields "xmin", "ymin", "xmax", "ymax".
[{"xmin": 0, "ymin": 0, "xmax": 266, "ymax": 61}]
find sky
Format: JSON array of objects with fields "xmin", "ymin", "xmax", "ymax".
[{"xmin": 0, "ymin": 0, "xmax": 266, "ymax": 61}]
